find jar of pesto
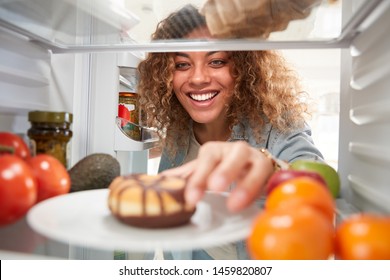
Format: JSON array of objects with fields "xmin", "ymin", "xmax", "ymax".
[{"xmin": 27, "ymin": 111, "xmax": 73, "ymax": 168}]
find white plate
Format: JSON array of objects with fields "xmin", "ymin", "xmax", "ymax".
[{"xmin": 27, "ymin": 189, "xmax": 260, "ymax": 252}]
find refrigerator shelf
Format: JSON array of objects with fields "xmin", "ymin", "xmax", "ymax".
[
  {"xmin": 0, "ymin": 64, "xmax": 49, "ymax": 87},
  {"xmin": 114, "ymin": 117, "xmax": 159, "ymax": 151},
  {"xmin": 0, "ymin": 0, "xmax": 385, "ymax": 52},
  {"xmin": 348, "ymin": 175, "xmax": 390, "ymax": 213}
]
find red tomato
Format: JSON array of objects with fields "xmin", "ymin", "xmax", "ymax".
[
  {"xmin": 27, "ymin": 154, "xmax": 71, "ymax": 202},
  {"xmin": 0, "ymin": 155, "xmax": 37, "ymax": 226},
  {"xmin": 0, "ymin": 132, "xmax": 31, "ymax": 159}
]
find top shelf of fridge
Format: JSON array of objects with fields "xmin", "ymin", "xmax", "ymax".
[{"xmin": 0, "ymin": 0, "xmax": 386, "ymax": 53}]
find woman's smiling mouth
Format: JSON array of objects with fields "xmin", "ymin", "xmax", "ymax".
[{"xmin": 189, "ymin": 92, "xmax": 219, "ymax": 101}]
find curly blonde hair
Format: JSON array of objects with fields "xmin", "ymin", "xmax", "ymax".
[{"xmin": 137, "ymin": 5, "xmax": 309, "ymax": 154}]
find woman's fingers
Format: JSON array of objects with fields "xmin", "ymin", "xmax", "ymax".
[
  {"xmin": 186, "ymin": 142, "xmax": 274, "ymax": 211},
  {"xmin": 161, "ymin": 160, "xmax": 197, "ymax": 179},
  {"xmin": 227, "ymin": 149, "xmax": 273, "ymax": 212},
  {"xmin": 206, "ymin": 141, "xmax": 255, "ymax": 192},
  {"xmin": 185, "ymin": 141, "xmax": 252, "ymax": 199},
  {"xmin": 163, "ymin": 141, "xmax": 274, "ymax": 212},
  {"xmin": 184, "ymin": 142, "xmax": 223, "ymax": 207}
]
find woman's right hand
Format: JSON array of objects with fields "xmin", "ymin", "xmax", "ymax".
[{"xmin": 162, "ymin": 141, "xmax": 274, "ymax": 212}]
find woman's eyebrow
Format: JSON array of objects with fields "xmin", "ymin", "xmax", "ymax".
[
  {"xmin": 207, "ymin": 51, "xmax": 219, "ymax": 56},
  {"xmin": 175, "ymin": 52, "xmax": 189, "ymax": 58}
]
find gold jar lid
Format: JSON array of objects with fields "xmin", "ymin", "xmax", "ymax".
[
  {"xmin": 119, "ymin": 92, "xmax": 137, "ymax": 97},
  {"xmin": 28, "ymin": 111, "xmax": 73, "ymax": 124}
]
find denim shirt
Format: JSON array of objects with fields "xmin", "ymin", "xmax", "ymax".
[
  {"xmin": 157, "ymin": 120, "xmax": 323, "ymax": 260},
  {"xmin": 159, "ymin": 121, "xmax": 323, "ymax": 173}
]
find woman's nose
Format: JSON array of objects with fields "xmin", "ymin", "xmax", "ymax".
[{"xmin": 189, "ymin": 65, "xmax": 211, "ymax": 85}]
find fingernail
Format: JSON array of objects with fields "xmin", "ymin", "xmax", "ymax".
[
  {"xmin": 185, "ymin": 187, "xmax": 202, "ymax": 207},
  {"xmin": 209, "ymin": 174, "xmax": 228, "ymax": 191},
  {"xmin": 227, "ymin": 189, "xmax": 248, "ymax": 212}
]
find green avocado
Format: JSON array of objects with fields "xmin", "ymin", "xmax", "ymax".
[{"xmin": 69, "ymin": 153, "xmax": 120, "ymax": 192}]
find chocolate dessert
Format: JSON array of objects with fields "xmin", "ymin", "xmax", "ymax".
[{"xmin": 108, "ymin": 174, "xmax": 196, "ymax": 228}]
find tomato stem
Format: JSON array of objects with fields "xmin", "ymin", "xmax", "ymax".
[{"xmin": 0, "ymin": 145, "xmax": 15, "ymax": 154}]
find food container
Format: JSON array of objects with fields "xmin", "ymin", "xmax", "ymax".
[
  {"xmin": 118, "ymin": 92, "xmax": 140, "ymax": 140},
  {"xmin": 118, "ymin": 92, "xmax": 138, "ymax": 123},
  {"xmin": 27, "ymin": 111, "xmax": 73, "ymax": 168}
]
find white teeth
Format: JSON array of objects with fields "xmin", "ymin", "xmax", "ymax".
[{"xmin": 190, "ymin": 92, "xmax": 217, "ymax": 101}]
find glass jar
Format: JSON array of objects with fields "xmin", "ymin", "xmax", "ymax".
[
  {"xmin": 27, "ymin": 111, "xmax": 73, "ymax": 168},
  {"xmin": 118, "ymin": 92, "xmax": 138, "ymax": 124},
  {"xmin": 118, "ymin": 92, "xmax": 141, "ymax": 141}
]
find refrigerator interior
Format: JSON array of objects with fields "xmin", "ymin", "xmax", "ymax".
[{"xmin": 0, "ymin": 0, "xmax": 389, "ymax": 259}]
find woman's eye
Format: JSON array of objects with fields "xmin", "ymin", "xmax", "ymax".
[
  {"xmin": 209, "ymin": 59, "xmax": 227, "ymax": 67},
  {"xmin": 175, "ymin": 62, "xmax": 190, "ymax": 70}
]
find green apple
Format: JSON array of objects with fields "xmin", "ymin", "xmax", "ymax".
[{"xmin": 290, "ymin": 159, "xmax": 340, "ymax": 198}]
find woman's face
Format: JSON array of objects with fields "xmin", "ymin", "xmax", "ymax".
[{"xmin": 172, "ymin": 27, "xmax": 235, "ymax": 125}]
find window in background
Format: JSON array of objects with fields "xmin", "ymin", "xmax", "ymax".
[{"xmin": 282, "ymin": 49, "xmax": 341, "ymax": 169}]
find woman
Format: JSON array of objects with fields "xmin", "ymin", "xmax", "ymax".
[{"xmin": 137, "ymin": 5, "xmax": 323, "ymax": 259}]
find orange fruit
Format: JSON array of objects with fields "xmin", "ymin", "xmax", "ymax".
[
  {"xmin": 247, "ymin": 205, "xmax": 334, "ymax": 260},
  {"xmin": 290, "ymin": 159, "xmax": 340, "ymax": 198},
  {"xmin": 335, "ymin": 213, "xmax": 390, "ymax": 260},
  {"xmin": 265, "ymin": 176, "xmax": 335, "ymax": 222}
]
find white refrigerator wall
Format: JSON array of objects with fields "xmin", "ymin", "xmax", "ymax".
[
  {"xmin": 338, "ymin": 1, "xmax": 390, "ymax": 215},
  {"xmin": 0, "ymin": 29, "xmax": 75, "ymax": 135}
]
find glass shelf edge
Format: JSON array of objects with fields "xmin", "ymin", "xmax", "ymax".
[{"xmin": 45, "ymin": 38, "xmax": 350, "ymax": 54}]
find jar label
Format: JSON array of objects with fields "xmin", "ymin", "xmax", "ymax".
[{"xmin": 29, "ymin": 139, "xmax": 37, "ymax": 157}]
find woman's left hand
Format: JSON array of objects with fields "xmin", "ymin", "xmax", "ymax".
[{"xmin": 161, "ymin": 141, "xmax": 274, "ymax": 212}]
